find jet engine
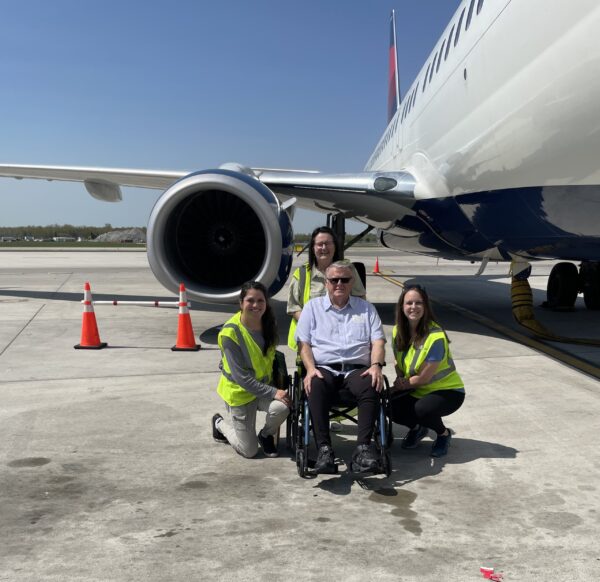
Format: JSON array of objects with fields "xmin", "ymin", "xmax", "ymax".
[{"xmin": 147, "ymin": 169, "xmax": 294, "ymax": 303}]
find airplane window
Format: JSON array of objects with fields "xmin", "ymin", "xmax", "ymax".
[
  {"xmin": 422, "ymin": 64, "xmax": 431, "ymax": 91},
  {"xmin": 429, "ymin": 54, "xmax": 437, "ymax": 82},
  {"xmin": 477, "ymin": 0, "xmax": 484, "ymax": 14},
  {"xmin": 466, "ymin": 0, "xmax": 476, "ymax": 29},
  {"xmin": 445, "ymin": 26, "xmax": 455, "ymax": 60},
  {"xmin": 436, "ymin": 41, "xmax": 446, "ymax": 72},
  {"xmin": 454, "ymin": 9, "xmax": 465, "ymax": 46},
  {"xmin": 412, "ymin": 82, "xmax": 419, "ymax": 106}
]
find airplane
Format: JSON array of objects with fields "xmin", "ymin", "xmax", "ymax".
[{"xmin": 1, "ymin": 0, "xmax": 600, "ymax": 311}]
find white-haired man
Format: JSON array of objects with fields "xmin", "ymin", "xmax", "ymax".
[{"xmin": 296, "ymin": 261, "xmax": 386, "ymax": 473}]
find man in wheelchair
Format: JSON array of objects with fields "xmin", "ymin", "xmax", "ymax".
[{"xmin": 296, "ymin": 261, "xmax": 386, "ymax": 474}]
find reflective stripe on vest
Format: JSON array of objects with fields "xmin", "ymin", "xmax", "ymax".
[
  {"xmin": 287, "ymin": 263, "xmax": 312, "ymax": 350},
  {"xmin": 217, "ymin": 312, "xmax": 275, "ymax": 406},
  {"xmin": 392, "ymin": 322, "xmax": 463, "ymax": 398}
]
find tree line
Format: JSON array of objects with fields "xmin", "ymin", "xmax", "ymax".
[
  {"xmin": 0, "ymin": 224, "xmax": 377, "ymax": 243},
  {"xmin": 0, "ymin": 224, "xmax": 145, "ymax": 240}
]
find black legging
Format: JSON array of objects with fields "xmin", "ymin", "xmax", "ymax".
[
  {"xmin": 391, "ymin": 389, "xmax": 465, "ymax": 435},
  {"xmin": 307, "ymin": 367, "xmax": 379, "ymax": 447}
]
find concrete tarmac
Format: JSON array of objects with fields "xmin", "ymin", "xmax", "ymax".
[{"xmin": 0, "ymin": 249, "xmax": 599, "ymax": 581}]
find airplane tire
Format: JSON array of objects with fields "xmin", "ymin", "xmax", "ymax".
[
  {"xmin": 352, "ymin": 261, "xmax": 367, "ymax": 290},
  {"xmin": 581, "ymin": 262, "xmax": 600, "ymax": 310},
  {"xmin": 546, "ymin": 262, "xmax": 578, "ymax": 308}
]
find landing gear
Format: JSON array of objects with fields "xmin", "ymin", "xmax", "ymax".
[
  {"xmin": 545, "ymin": 261, "xmax": 600, "ymax": 310},
  {"xmin": 581, "ymin": 262, "xmax": 600, "ymax": 310},
  {"xmin": 546, "ymin": 262, "xmax": 578, "ymax": 309}
]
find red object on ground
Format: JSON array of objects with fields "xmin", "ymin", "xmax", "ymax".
[
  {"xmin": 172, "ymin": 283, "xmax": 201, "ymax": 351},
  {"xmin": 74, "ymin": 282, "xmax": 107, "ymax": 349}
]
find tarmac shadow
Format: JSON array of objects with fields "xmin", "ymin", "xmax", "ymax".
[{"xmin": 311, "ymin": 436, "xmax": 518, "ymax": 496}]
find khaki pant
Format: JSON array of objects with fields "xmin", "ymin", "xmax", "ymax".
[{"xmin": 219, "ymin": 397, "xmax": 289, "ymax": 458}]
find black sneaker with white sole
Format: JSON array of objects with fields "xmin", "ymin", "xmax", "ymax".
[
  {"xmin": 258, "ymin": 431, "xmax": 278, "ymax": 457},
  {"xmin": 212, "ymin": 413, "xmax": 228, "ymax": 444}
]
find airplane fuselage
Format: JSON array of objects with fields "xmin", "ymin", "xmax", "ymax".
[{"xmin": 366, "ymin": 0, "xmax": 600, "ymax": 262}]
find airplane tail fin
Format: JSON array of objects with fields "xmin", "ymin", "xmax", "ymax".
[{"xmin": 387, "ymin": 10, "xmax": 401, "ymax": 123}]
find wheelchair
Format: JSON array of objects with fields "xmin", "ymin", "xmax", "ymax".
[{"xmin": 286, "ymin": 363, "xmax": 393, "ymax": 478}]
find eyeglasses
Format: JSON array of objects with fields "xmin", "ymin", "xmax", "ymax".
[
  {"xmin": 314, "ymin": 241, "xmax": 334, "ymax": 247},
  {"xmin": 327, "ymin": 277, "xmax": 351, "ymax": 284}
]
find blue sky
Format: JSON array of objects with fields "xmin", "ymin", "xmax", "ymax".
[{"xmin": 0, "ymin": 1, "xmax": 460, "ymax": 232}]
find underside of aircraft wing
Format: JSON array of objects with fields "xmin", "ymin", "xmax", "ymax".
[
  {"xmin": 0, "ymin": 164, "xmax": 187, "ymax": 201},
  {"xmin": 256, "ymin": 168, "xmax": 416, "ymax": 226}
]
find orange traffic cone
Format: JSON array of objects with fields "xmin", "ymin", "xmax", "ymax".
[
  {"xmin": 74, "ymin": 282, "xmax": 107, "ymax": 349},
  {"xmin": 172, "ymin": 284, "xmax": 201, "ymax": 351},
  {"xmin": 373, "ymin": 257, "xmax": 380, "ymax": 274}
]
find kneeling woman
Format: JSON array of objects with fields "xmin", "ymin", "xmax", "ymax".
[
  {"xmin": 212, "ymin": 281, "xmax": 290, "ymax": 458},
  {"xmin": 391, "ymin": 285, "xmax": 465, "ymax": 457}
]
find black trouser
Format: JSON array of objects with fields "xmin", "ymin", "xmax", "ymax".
[
  {"xmin": 307, "ymin": 367, "xmax": 379, "ymax": 448},
  {"xmin": 391, "ymin": 389, "xmax": 465, "ymax": 435}
]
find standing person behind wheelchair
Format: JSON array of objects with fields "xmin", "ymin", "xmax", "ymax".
[
  {"xmin": 296, "ymin": 262, "xmax": 386, "ymax": 474},
  {"xmin": 211, "ymin": 281, "xmax": 290, "ymax": 459},
  {"xmin": 286, "ymin": 226, "xmax": 366, "ymax": 351},
  {"xmin": 391, "ymin": 285, "xmax": 465, "ymax": 458}
]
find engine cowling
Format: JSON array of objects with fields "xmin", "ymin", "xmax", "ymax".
[{"xmin": 147, "ymin": 169, "xmax": 294, "ymax": 303}]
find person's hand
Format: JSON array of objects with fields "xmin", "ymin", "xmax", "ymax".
[
  {"xmin": 361, "ymin": 364, "xmax": 383, "ymax": 392},
  {"xmin": 303, "ymin": 368, "xmax": 323, "ymax": 395},
  {"xmin": 392, "ymin": 376, "xmax": 412, "ymax": 392},
  {"xmin": 274, "ymin": 389, "xmax": 290, "ymax": 407}
]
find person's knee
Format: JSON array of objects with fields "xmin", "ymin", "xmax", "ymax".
[
  {"xmin": 271, "ymin": 400, "xmax": 290, "ymax": 417},
  {"xmin": 235, "ymin": 441, "xmax": 259, "ymax": 459},
  {"xmin": 354, "ymin": 381, "xmax": 379, "ymax": 402}
]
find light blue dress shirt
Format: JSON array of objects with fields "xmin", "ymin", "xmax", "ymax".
[{"xmin": 296, "ymin": 294, "xmax": 385, "ymax": 370}]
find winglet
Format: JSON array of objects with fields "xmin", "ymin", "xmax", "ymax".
[{"xmin": 387, "ymin": 10, "xmax": 401, "ymax": 124}]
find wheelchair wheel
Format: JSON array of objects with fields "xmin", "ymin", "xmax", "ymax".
[
  {"xmin": 286, "ymin": 371, "xmax": 302, "ymax": 452},
  {"xmin": 296, "ymin": 449, "xmax": 308, "ymax": 478},
  {"xmin": 381, "ymin": 449, "xmax": 392, "ymax": 477}
]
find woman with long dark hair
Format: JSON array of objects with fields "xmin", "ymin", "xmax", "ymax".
[
  {"xmin": 212, "ymin": 281, "xmax": 290, "ymax": 458},
  {"xmin": 391, "ymin": 285, "xmax": 465, "ymax": 457},
  {"xmin": 286, "ymin": 226, "xmax": 365, "ymax": 350}
]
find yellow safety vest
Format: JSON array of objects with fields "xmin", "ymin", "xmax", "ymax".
[
  {"xmin": 392, "ymin": 322, "xmax": 464, "ymax": 398},
  {"xmin": 287, "ymin": 263, "xmax": 312, "ymax": 350},
  {"xmin": 217, "ymin": 312, "xmax": 276, "ymax": 406}
]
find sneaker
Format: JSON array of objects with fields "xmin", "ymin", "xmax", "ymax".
[
  {"xmin": 314, "ymin": 444, "xmax": 336, "ymax": 474},
  {"xmin": 351, "ymin": 443, "xmax": 379, "ymax": 473},
  {"xmin": 258, "ymin": 430, "xmax": 278, "ymax": 458},
  {"xmin": 401, "ymin": 425, "xmax": 428, "ymax": 449},
  {"xmin": 430, "ymin": 430, "xmax": 452, "ymax": 458},
  {"xmin": 212, "ymin": 413, "xmax": 228, "ymax": 444},
  {"xmin": 330, "ymin": 420, "xmax": 343, "ymax": 432}
]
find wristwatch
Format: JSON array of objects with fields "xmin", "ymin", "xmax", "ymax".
[{"xmin": 371, "ymin": 362, "xmax": 384, "ymax": 368}]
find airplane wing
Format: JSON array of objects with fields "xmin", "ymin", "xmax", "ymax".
[
  {"xmin": 0, "ymin": 164, "xmax": 187, "ymax": 201},
  {"xmin": 256, "ymin": 168, "xmax": 415, "ymax": 226},
  {"xmin": 0, "ymin": 164, "xmax": 416, "ymax": 225}
]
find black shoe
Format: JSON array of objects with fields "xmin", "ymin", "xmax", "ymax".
[
  {"xmin": 351, "ymin": 443, "xmax": 379, "ymax": 473},
  {"xmin": 401, "ymin": 425, "xmax": 428, "ymax": 449},
  {"xmin": 431, "ymin": 430, "xmax": 452, "ymax": 458},
  {"xmin": 258, "ymin": 430, "xmax": 278, "ymax": 458},
  {"xmin": 314, "ymin": 444, "xmax": 336, "ymax": 474},
  {"xmin": 212, "ymin": 413, "xmax": 228, "ymax": 444}
]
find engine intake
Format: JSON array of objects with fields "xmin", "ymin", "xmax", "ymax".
[{"xmin": 147, "ymin": 169, "xmax": 293, "ymax": 303}]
